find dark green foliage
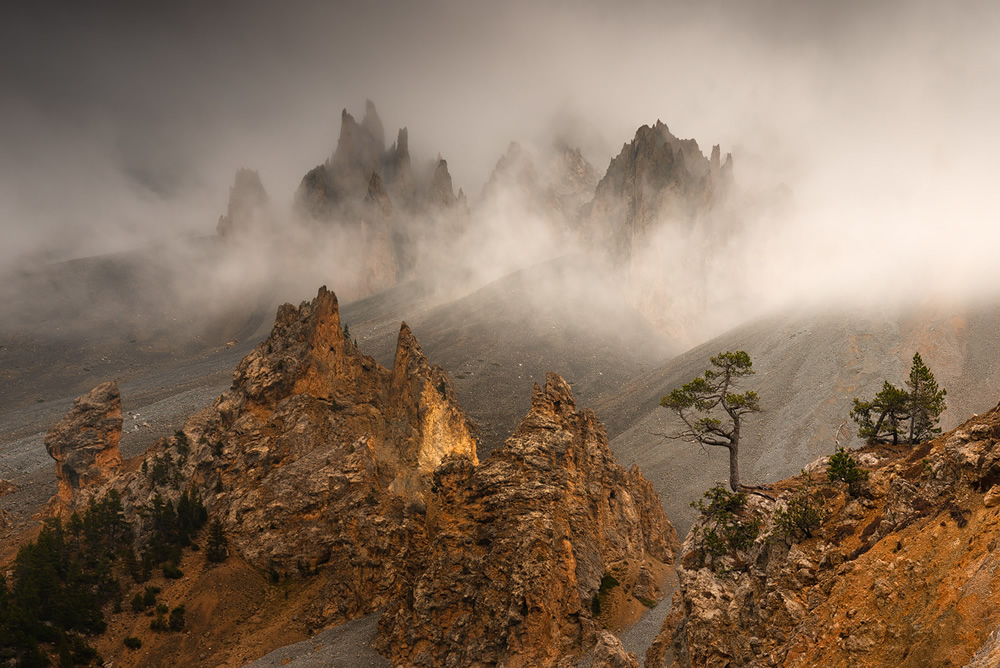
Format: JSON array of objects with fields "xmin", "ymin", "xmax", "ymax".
[
  {"xmin": 906, "ymin": 352, "xmax": 947, "ymax": 443},
  {"xmin": 168, "ymin": 605, "xmax": 185, "ymax": 631},
  {"xmin": 590, "ymin": 592, "xmax": 601, "ymax": 615},
  {"xmin": 828, "ymin": 447, "xmax": 869, "ymax": 497},
  {"xmin": 143, "ymin": 586, "xmax": 160, "ymax": 608},
  {"xmin": 162, "ymin": 563, "xmax": 184, "ymax": 579},
  {"xmin": 692, "ymin": 485, "xmax": 762, "ymax": 561},
  {"xmin": 174, "ymin": 430, "xmax": 190, "ymax": 462},
  {"xmin": 851, "ymin": 353, "xmax": 947, "ymax": 445},
  {"xmin": 150, "ymin": 609, "xmax": 167, "ymax": 631},
  {"xmin": 851, "ymin": 381, "xmax": 909, "ymax": 445},
  {"xmin": 123, "ymin": 636, "xmax": 142, "ymax": 650},
  {"xmin": 206, "ymin": 519, "xmax": 229, "ymax": 563},
  {"xmin": 599, "ymin": 573, "xmax": 619, "ymax": 593},
  {"xmin": 774, "ymin": 489, "xmax": 824, "ymax": 541},
  {"xmin": 0, "ymin": 492, "xmax": 134, "ymax": 664},
  {"xmin": 147, "ymin": 452, "xmax": 174, "ymax": 487},
  {"xmin": 661, "ymin": 351, "xmax": 760, "ymax": 491}
]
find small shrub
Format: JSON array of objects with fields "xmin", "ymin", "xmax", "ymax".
[
  {"xmin": 123, "ymin": 637, "xmax": 142, "ymax": 650},
  {"xmin": 169, "ymin": 605, "xmax": 186, "ymax": 631},
  {"xmin": 828, "ymin": 447, "xmax": 869, "ymax": 497},
  {"xmin": 590, "ymin": 592, "xmax": 601, "ymax": 615},
  {"xmin": 599, "ymin": 573, "xmax": 620, "ymax": 593},
  {"xmin": 774, "ymin": 491, "xmax": 824, "ymax": 542},
  {"xmin": 162, "ymin": 563, "xmax": 184, "ymax": 579},
  {"xmin": 692, "ymin": 485, "xmax": 762, "ymax": 562}
]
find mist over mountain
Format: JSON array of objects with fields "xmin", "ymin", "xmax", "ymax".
[{"xmin": 5, "ymin": 2, "xmax": 1000, "ymax": 666}]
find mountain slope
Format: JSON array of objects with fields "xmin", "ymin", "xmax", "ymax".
[{"xmin": 605, "ymin": 301, "xmax": 1000, "ymax": 533}]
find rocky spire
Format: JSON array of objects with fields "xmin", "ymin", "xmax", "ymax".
[
  {"xmin": 44, "ymin": 381, "xmax": 123, "ymax": 503},
  {"xmin": 428, "ymin": 158, "xmax": 457, "ymax": 208},
  {"xmin": 217, "ymin": 168, "xmax": 269, "ymax": 237}
]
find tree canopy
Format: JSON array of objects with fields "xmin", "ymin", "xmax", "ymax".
[{"xmin": 851, "ymin": 352, "xmax": 946, "ymax": 445}]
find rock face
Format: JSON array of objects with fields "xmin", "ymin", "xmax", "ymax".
[
  {"xmin": 376, "ymin": 373, "xmax": 677, "ymax": 666},
  {"xmin": 216, "ymin": 168, "xmax": 269, "ymax": 237},
  {"xmin": 48, "ymin": 286, "xmax": 676, "ymax": 666},
  {"xmin": 582, "ymin": 121, "xmax": 730, "ymax": 265},
  {"xmin": 44, "ymin": 381, "xmax": 122, "ymax": 503},
  {"xmin": 479, "ymin": 141, "xmax": 598, "ymax": 237},
  {"xmin": 577, "ymin": 121, "xmax": 735, "ymax": 345},
  {"xmin": 593, "ymin": 630, "xmax": 641, "ymax": 668},
  {"xmin": 290, "ymin": 101, "xmax": 470, "ymax": 294},
  {"xmin": 650, "ymin": 403, "xmax": 1000, "ymax": 667}
]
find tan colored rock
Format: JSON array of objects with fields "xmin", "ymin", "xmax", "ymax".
[
  {"xmin": 48, "ymin": 287, "xmax": 675, "ymax": 667},
  {"xmin": 984, "ymin": 484, "xmax": 1000, "ymax": 507},
  {"xmin": 376, "ymin": 373, "xmax": 676, "ymax": 667},
  {"xmin": 44, "ymin": 381, "xmax": 122, "ymax": 503},
  {"xmin": 593, "ymin": 630, "xmax": 640, "ymax": 668}
]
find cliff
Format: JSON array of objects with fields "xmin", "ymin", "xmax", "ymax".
[
  {"xmin": 44, "ymin": 380, "xmax": 122, "ymax": 506},
  {"xmin": 376, "ymin": 373, "xmax": 677, "ymax": 666},
  {"xmin": 582, "ymin": 121, "xmax": 731, "ymax": 265},
  {"xmin": 649, "ymin": 404, "xmax": 1000, "ymax": 667},
  {"xmin": 42, "ymin": 286, "xmax": 675, "ymax": 667},
  {"xmin": 216, "ymin": 168, "xmax": 270, "ymax": 238}
]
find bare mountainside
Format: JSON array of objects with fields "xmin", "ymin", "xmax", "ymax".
[{"xmin": 606, "ymin": 300, "xmax": 1000, "ymax": 533}]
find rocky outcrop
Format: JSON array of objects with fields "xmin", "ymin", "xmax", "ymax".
[
  {"xmin": 575, "ymin": 121, "xmax": 736, "ymax": 345},
  {"xmin": 216, "ymin": 168, "xmax": 270, "ymax": 237},
  {"xmin": 650, "ymin": 403, "xmax": 1000, "ymax": 667},
  {"xmin": 376, "ymin": 373, "xmax": 677, "ymax": 666},
  {"xmin": 44, "ymin": 381, "xmax": 122, "ymax": 504},
  {"xmin": 46, "ymin": 287, "xmax": 674, "ymax": 666},
  {"xmin": 479, "ymin": 141, "xmax": 598, "ymax": 237},
  {"xmin": 593, "ymin": 630, "xmax": 641, "ymax": 668},
  {"xmin": 582, "ymin": 121, "xmax": 731, "ymax": 264},
  {"xmin": 290, "ymin": 101, "xmax": 470, "ymax": 294}
]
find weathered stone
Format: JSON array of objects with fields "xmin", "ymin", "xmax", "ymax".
[
  {"xmin": 44, "ymin": 380, "xmax": 122, "ymax": 503},
  {"xmin": 592, "ymin": 630, "xmax": 640, "ymax": 668},
  {"xmin": 44, "ymin": 287, "xmax": 675, "ymax": 667},
  {"xmin": 376, "ymin": 372, "xmax": 676, "ymax": 667}
]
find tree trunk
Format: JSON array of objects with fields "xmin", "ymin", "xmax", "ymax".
[{"xmin": 728, "ymin": 444, "xmax": 741, "ymax": 492}]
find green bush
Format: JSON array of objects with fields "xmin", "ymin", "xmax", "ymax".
[
  {"xmin": 692, "ymin": 485, "xmax": 762, "ymax": 561},
  {"xmin": 123, "ymin": 636, "xmax": 142, "ymax": 650},
  {"xmin": 168, "ymin": 605, "xmax": 186, "ymax": 631},
  {"xmin": 828, "ymin": 447, "xmax": 868, "ymax": 497},
  {"xmin": 774, "ymin": 491, "xmax": 824, "ymax": 541},
  {"xmin": 162, "ymin": 563, "xmax": 184, "ymax": 579}
]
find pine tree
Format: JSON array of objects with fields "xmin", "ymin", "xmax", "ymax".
[
  {"xmin": 906, "ymin": 352, "xmax": 947, "ymax": 443},
  {"xmin": 851, "ymin": 381, "xmax": 909, "ymax": 445},
  {"xmin": 206, "ymin": 519, "xmax": 229, "ymax": 563},
  {"xmin": 660, "ymin": 351, "xmax": 762, "ymax": 492}
]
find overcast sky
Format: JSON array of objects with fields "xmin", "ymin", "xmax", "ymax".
[{"xmin": 3, "ymin": 0, "xmax": 1000, "ymax": 287}]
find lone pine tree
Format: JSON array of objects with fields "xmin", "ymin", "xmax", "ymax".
[{"xmin": 660, "ymin": 350, "xmax": 761, "ymax": 492}]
